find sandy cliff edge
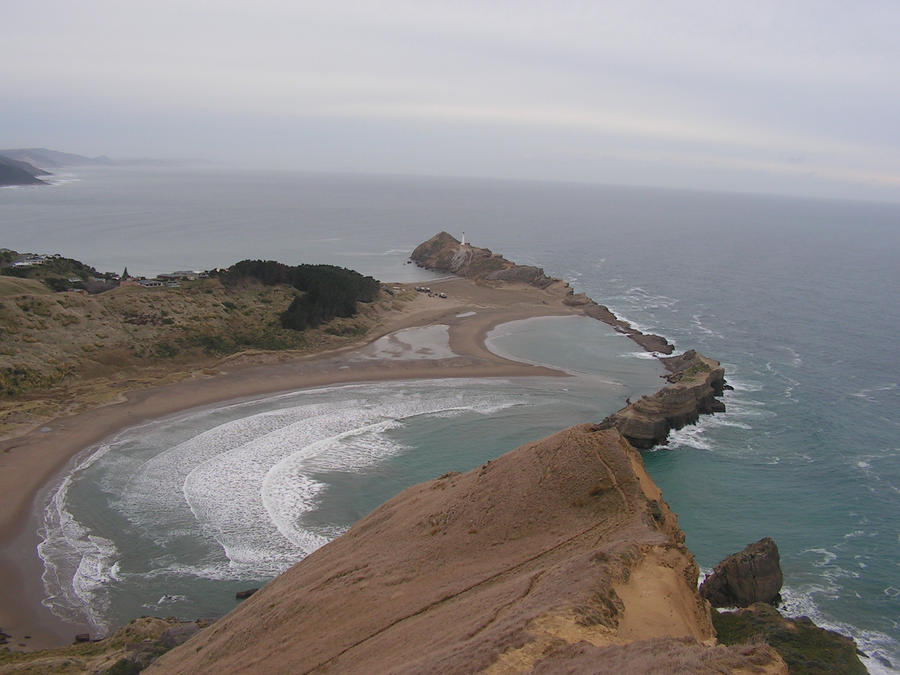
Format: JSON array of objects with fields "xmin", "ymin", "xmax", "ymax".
[{"xmin": 148, "ymin": 424, "xmax": 784, "ymax": 674}]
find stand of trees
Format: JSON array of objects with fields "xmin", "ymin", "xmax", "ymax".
[{"xmin": 218, "ymin": 260, "xmax": 380, "ymax": 330}]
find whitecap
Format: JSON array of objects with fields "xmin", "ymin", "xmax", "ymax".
[
  {"xmin": 618, "ymin": 350, "xmax": 665, "ymax": 360},
  {"xmin": 662, "ymin": 425, "xmax": 713, "ymax": 451},
  {"xmin": 691, "ymin": 313, "xmax": 724, "ymax": 339}
]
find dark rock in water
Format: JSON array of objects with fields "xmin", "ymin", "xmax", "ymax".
[
  {"xmin": 712, "ymin": 602, "xmax": 867, "ymax": 674},
  {"xmin": 235, "ymin": 588, "xmax": 259, "ymax": 599},
  {"xmin": 74, "ymin": 632, "xmax": 91, "ymax": 643},
  {"xmin": 700, "ymin": 537, "xmax": 783, "ymax": 607}
]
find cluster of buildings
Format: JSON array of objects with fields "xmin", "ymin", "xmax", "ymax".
[
  {"xmin": 121, "ymin": 270, "xmax": 208, "ymax": 289},
  {"xmin": 9, "ymin": 253, "xmax": 59, "ymax": 267}
]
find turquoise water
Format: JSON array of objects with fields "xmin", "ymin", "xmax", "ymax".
[
  {"xmin": 3, "ymin": 168, "xmax": 897, "ymax": 671},
  {"xmin": 37, "ymin": 317, "xmax": 663, "ymax": 634}
]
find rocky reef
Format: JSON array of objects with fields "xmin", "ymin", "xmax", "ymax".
[
  {"xmin": 147, "ymin": 424, "xmax": 785, "ymax": 674},
  {"xmin": 598, "ymin": 349, "xmax": 727, "ymax": 449},
  {"xmin": 410, "ymin": 231, "xmax": 673, "ymax": 354}
]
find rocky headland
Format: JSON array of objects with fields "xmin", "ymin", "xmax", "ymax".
[
  {"xmin": 146, "ymin": 424, "xmax": 786, "ymax": 674},
  {"xmin": 411, "ymin": 231, "xmax": 673, "ymax": 354},
  {"xmin": 599, "ymin": 349, "xmax": 727, "ymax": 449},
  {"xmin": 411, "ymin": 232, "xmax": 729, "ymax": 449}
]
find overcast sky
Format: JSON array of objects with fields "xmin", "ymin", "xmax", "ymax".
[{"xmin": 3, "ymin": 1, "xmax": 899, "ymax": 201}]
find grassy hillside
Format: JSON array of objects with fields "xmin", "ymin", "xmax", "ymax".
[{"xmin": 0, "ymin": 278, "xmax": 410, "ymax": 438}]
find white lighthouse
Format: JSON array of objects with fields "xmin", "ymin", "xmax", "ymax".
[{"xmin": 461, "ymin": 231, "xmax": 467, "ymax": 246}]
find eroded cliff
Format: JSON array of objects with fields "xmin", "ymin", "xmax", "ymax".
[
  {"xmin": 599, "ymin": 349, "xmax": 727, "ymax": 449},
  {"xmin": 148, "ymin": 424, "xmax": 784, "ymax": 674}
]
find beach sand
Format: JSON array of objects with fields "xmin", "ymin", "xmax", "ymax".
[{"xmin": 0, "ymin": 277, "xmax": 585, "ymax": 649}]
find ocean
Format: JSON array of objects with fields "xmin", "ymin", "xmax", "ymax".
[{"xmin": 3, "ymin": 167, "xmax": 898, "ymax": 671}]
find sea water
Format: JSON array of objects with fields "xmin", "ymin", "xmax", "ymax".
[{"xmin": 3, "ymin": 168, "xmax": 898, "ymax": 670}]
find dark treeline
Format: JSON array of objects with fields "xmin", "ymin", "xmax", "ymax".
[{"xmin": 218, "ymin": 260, "xmax": 380, "ymax": 330}]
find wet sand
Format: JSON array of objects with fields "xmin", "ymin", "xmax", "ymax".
[{"xmin": 0, "ymin": 277, "xmax": 584, "ymax": 649}]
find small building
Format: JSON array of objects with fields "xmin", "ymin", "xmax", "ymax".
[{"xmin": 138, "ymin": 279, "xmax": 164, "ymax": 287}]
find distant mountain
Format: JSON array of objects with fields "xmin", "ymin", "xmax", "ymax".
[
  {"xmin": 0, "ymin": 147, "xmax": 113, "ymax": 169},
  {"xmin": 0, "ymin": 155, "xmax": 48, "ymax": 186}
]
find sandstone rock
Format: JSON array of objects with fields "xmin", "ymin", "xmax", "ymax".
[
  {"xmin": 235, "ymin": 588, "xmax": 258, "ymax": 600},
  {"xmin": 600, "ymin": 350, "xmax": 726, "ymax": 449},
  {"xmin": 148, "ymin": 424, "xmax": 746, "ymax": 674},
  {"xmin": 700, "ymin": 538, "xmax": 784, "ymax": 607}
]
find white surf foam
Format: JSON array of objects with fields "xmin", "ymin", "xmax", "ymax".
[
  {"xmin": 46, "ymin": 382, "xmax": 529, "ymax": 598},
  {"xmin": 39, "ymin": 464, "xmax": 121, "ymax": 633}
]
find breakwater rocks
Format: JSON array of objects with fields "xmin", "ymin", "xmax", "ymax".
[
  {"xmin": 599, "ymin": 349, "xmax": 727, "ymax": 449},
  {"xmin": 410, "ymin": 231, "xmax": 673, "ymax": 354},
  {"xmin": 146, "ymin": 424, "xmax": 785, "ymax": 674}
]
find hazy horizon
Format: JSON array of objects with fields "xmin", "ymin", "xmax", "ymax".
[{"xmin": 3, "ymin": 1, "xmax": 899, "ymax": 204}]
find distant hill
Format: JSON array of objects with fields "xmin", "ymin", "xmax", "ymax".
[
  {"xmin": 0, "ymin": 154, "xmax": 51, "ymax": 176},
  {"xmin": 0, "ymin": 147, "xmax": 113, "ymax": 169},
  {"xmin": 0, "ymin": 155, "xmax": 48, "ymax": 186}
]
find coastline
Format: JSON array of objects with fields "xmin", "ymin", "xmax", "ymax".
[{"xmin": 0, "ymin": 276, "xmax": 588, "ymax": 649}]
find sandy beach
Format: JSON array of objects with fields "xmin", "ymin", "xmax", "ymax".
[{"xmin": 0, "ymin": 276, "xmax": 586, "ymax": 649}]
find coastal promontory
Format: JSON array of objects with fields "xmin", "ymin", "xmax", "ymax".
[
  {"xmin": 147, "ymin": 424, "xmax": 785, "ymax": 674},
  {"xmin": 411, "ymin": 231, "xmax": 674, "ymax": 354}
]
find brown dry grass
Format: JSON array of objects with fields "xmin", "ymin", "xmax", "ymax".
[{"xmin": 0, "ymin": 280, "xmax": 412, "ymax": 438}]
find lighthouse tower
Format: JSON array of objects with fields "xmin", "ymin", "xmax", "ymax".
[{"xmin": 461, "ymin": 231, "xmax": 467, "ymax": 246}]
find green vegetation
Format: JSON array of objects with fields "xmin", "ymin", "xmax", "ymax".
[
  {"xmin": 712, "ymin": 605, "xmax": 866, "ymax": 674},
  {"xmin": 217, "ymin": 259, "xmax": 380, "ymax": 330},
  {"xmin": 0, "ymin": 248, "xmax": 115, "ymax": 292}
]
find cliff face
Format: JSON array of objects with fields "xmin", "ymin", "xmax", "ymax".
[
  {"xmin": 410, "ymin": 232, "xmax": 674, "ymax": 354},
  {"xmin": 599, "ymin": 349, "xmax": 726, "ymax": 449},
  {"xmin": 148, "ymin": 424, "xmax": 783, "ymax": 674}
]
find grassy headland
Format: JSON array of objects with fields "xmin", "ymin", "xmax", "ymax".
[{"xmin": 0, "ymin": 260, "xmax": 403, "ymax": 439}]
